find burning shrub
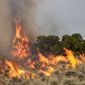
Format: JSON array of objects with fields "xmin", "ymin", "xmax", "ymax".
[{"xmin": 11, "ymin": 18, "xmax": 31, "ymax": 58}]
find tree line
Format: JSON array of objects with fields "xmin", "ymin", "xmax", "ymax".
[{"xmin": 34, "ymin": 33, "xmax": 85, "ymax": 55}]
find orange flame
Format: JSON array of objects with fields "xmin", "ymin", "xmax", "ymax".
[
  {"xmin": 27, "ymin": 59, "xmax": 36, "ymax": 69},
  {"xmin": 11, "ymin": 18, "xmax": 31, "ymax": 58},
  {"xmin": 5, "ymin": 60, "xmax": 36, "ymax": 79},
  {"xmin": 38, "ymin": 52, "xmax": 49, "ymax": 65},
  {"xmin": 5, "ymin": 49, "xmax": 85, "ymax": 78},
  {"xmin": 39, "ymin": 67, "xmax": 54, "ymax": 77},
  {"xmin": 64, "ymin": 48, "xmax": 82, "ymax": 68},
  {"xmin": 37, "ymin": 48, "xmax": 84, "ymax": 76},
  {"xmin": 5, "ymin": 60, "xmax": 25, "ymax": 78}
]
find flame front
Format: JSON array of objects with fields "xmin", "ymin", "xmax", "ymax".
[
  {"xmin": 37, "ymin": 48, "xmax": 83, "ymax": 76},
  {"xmin": 64, "ymin": 48, "xmax": 82, "ymax": 68},
  {"xmin": 5, "ymin": 60, "xmax": 25, "ymax": 78},
  {"xmin": 11, "ymin": 19, "xmax": 31, "ymax": 58},
  {"xmin": 5, "ymin": 60, "xmax": 36, "ymax": 79},
  {"xmin": 5, "ymin": 48, "xmax": 85, "ymax": 78}
]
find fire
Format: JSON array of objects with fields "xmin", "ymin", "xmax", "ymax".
[
  {"xmin": 38, "ymin": 52, "xmax": 49, "ymax": 65},
  {"xmin": 2, "ymin": 17, "xmax": 83, "ymax": 79},
  {"xmin": 11, "ymin": 18, "xmax": 31, "ymax": 58},
  {"xmin": 37, "ymin": 48, "xmax": 84, "ymax": 76},
  {"xmin": 27, "ymin": 59, "xmax": 36, "ymax": 69},
  {"xmin": 15, "ymin": 22, "xmax": 21, "ymax": 38},
  {"xmin": 64, "ymin": 48, "xmax": 82, "ymax": 68},
  {"xmin": 5, "ymin": 60, "xmax": 36, "ymax": 79},
  {"xmin": 39, "ymin": 67, "xmax": 54, "ymax": 76},
  {"xmin": 3, "ymin": 49, "xmax": 85, "ymax": 79},
  {"xmin": 49, "ymin": 55, "xmax": 67, "ymax": 65},
  {"xmin": 5, "ymin": 60, "xmax": 25, "ymax": 78}
]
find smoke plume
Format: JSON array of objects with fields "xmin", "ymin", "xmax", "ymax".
[{"xmin": 0, "ymin": 0, "xmax": 38, "ymax": 55}]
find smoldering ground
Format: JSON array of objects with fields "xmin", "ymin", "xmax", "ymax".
[{"xmin": 0, "ymin": 0, "xmax": 38, "ymax": 55}]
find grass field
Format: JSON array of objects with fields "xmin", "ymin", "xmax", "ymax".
[
  {"xmin": 0, "ymin": 52, "xmax": 85, "ymax": 85},
  {"xmin": 0, "ymin": 64, "xmax": 85, "ymax": 85}
]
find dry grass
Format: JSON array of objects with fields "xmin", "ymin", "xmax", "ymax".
[
  {"xmin": 0, "ymin": 54, "xmax": 85, "ymax": 85},
  {"xmin": 0, "ymin": 64, "xmax": 85, "ymax": 85}
]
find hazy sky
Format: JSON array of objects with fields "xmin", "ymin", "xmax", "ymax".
[{"xmin": 36, "ymin": 0, "xmax": 85, "ymax": 37}]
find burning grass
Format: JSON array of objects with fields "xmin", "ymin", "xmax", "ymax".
[
  {"xmin": 0, "ymin": 46, "xmax": 85, "ymax": 84},
  {"xmin": 0, "ymin": 49, "xmax": 85, "ymax": 85},
  {"xmin": 0, "ymin": 57, "xmax": 85, "ymax": 85}
]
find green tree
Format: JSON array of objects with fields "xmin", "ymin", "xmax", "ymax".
[
  {"xmin": 62, "ymin": 35, "xmax": 72, "ymax": 49},
  {"xmin": 36, "ymin": 33, "xmax": 84, "ymax": 56},
  {"xmin": 80, "ymin": 40, "xmax": 85, "ymax": 53},
  {"xmin": 36, "ymin": 35, "xmax": 63, "ymax": 55},
  {"xmin": 71, "ymin": 33, "xmax": 83, "ymax": 42},
  {"xmin": 70, "ymin": 33, "xmax": 83, "ymax": 54},
  {"xmin": 62, "ymin": 33, "xmax": 83, "ymax": 54}
]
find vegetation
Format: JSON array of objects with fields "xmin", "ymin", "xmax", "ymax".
[
  {"xmin": 36, "ymin": 35, "xmax": 63, "ymax": 55},
  {"xmin": 0, "ymin": 33, "xmax": 85, "ymax": 85},
  {"xmin": 0, "ymin": 64, "xmax": 85, "ymax": 85},
  {"xmin": 36, "ymin": 33, "xmax": 85, "ymax": 55}
]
